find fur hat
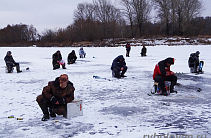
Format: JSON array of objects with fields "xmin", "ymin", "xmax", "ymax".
[{"xmin": 59, "ymin": 74, "xmax": 68, "ymax": 83}]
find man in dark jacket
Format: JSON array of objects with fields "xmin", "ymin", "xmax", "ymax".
[
  {"xmin": 153, "ymin": 57, "xmax": 177, "ymax": 96},
  {"xmin": 125, "ymin": 42, "xmax": 131, "ymax": 57},
  {"xmin": 111, "ymin": 55, "xmax": 127, "ymax": 78},
  {"xmin": 67, "ymin": 50, "xmax": 77, "ymax": 64},
  {"xmin": 36, "ymin": 74, "xmax": 75, "ymax": 121},
  {"xmin": 141, "ymin": 46, "xmax": 147, "ymax": 57},
  {"xmin": 188, "ymin": 51, "xmax": 203, "ymax": 73},
  {"xmin": 4, "ymin": 51, "xmax": 22, "ymax": 73},
  {"xmin": 52, "ymin": 50, "xmax": 66, "ymax": 70}
]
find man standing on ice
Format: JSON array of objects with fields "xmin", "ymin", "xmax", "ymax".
[
  {"xmin": 4, "ymin": 51, "xmax": 22, "ymax": 73},
  {"xmin": 52, "ymin": 50, "xmax": 66, "ymax": 70},
  {"xmin": 111, "ymin": 55, "xmax": 127, "ymax": 78},
  {"xmin": 125, "ymin": 42, "xmax": 131, "ymax": 57},
  {"xmin": 153, "ymin": 57, "xmax": 177, "ymax": 96},
  {"xmin": 36, "ymin": 74, "xmax": 75, "ymax": 121}
]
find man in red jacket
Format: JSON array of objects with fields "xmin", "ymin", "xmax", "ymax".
[{"xmin": 153, "ymin": 57, "xmax": 177, "ymax": 96}]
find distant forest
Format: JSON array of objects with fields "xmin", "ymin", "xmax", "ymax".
[{"xmin": 0, "ymin": 0, "xmax": 210, "ymax": 47}]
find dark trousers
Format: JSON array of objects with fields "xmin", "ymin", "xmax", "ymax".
[
  {"xmin": 141, "ymin": 52, "xmax": 146, "ymax": 56},
  {"xmin": 154, "ymin": 75, "xmax": 177, "ymax": 92},
  {"xmin": 36, "ymin": 95, "xmax": 66, "ymax": 116},
  {"xmin": 68, "ymin": 58, "xmax": 76, "ymax": 64},
  {"xmin": 112, "ymin": 66, "xmax": 127, "ymax": 78},
  {"xmin": 6, "ymin": 63, "xmax": 20, "ymax": 73},
  {"xmin": 126, "ymin": 50, "xmax": 130, "ymax": 57},
  {"xmin": 53, "ymin": 62, "xmax": 66, "ymax": 70}
]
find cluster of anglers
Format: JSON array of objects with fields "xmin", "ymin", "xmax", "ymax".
[
  {"xmin": 3, "ymin": 43, "xmax": 204, "ymax": 121},
  {"xmin": 52, "ymin": 47, "xmax": 86, "ymax": 70},
  {"xmin": 3, "ymin": 47, "xmax": 87, "ymax": 72}
]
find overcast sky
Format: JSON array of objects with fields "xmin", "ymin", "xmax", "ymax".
[{"xmin": 0, "ymin": 0, "xmax": 210, "ymax": 33}]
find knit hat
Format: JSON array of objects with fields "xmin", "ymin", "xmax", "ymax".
[
  {"xmin": 165, "ymin": 57, "xmax": 174, "ymax": 65},
  {"xmin": 196, "ymin": 51, "xmax": 200, "ymax": 56},
  {"xmin": 7, "ymin": 51, "xmax": 11, "ymax": 56}
]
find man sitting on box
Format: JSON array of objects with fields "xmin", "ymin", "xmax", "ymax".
[
  {"xmin": 153, "ymin": 57, "xmax": 177, "ymax": 96},
  {"xmin": 36, "ymin": 74, "xmax": 75, "ymax": 121}
]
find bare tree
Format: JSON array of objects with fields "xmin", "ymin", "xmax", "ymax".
[
  {"xmin": 153, "ymin": 0, "xmax": 171, "ymax": 35},
  {"xmin": 131, "ymin": 0, "xmax": 152, "ymax": 36},
  {"xmin": 153, "ymin": 0, "xmax": 203, "ymax": 36},
  {"xmin": 74, "ymin": 2, "xmax": 96, "ymax": 21},
  {"xmin": 119, "ymin": 0, "xmax": 136, "ymax": 37},
  {"xmin": 176, "ymin": 0, "xmax": 203, "ymax": 35},
  {"xmin": 93, "ymin": 0, "xmax": 123, "ymax": 39}
]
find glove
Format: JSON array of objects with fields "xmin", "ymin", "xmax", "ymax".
[
  {"xmin": 57, "ymin": 98, "xmax": 66, "ymax": 105},
  {"xmin": 166, "ymin": 71, "xmax": 175, "ymax": 76},
  {"xmin": 50, "ymin": 96, "xmax": 58, "ymax": 104}
]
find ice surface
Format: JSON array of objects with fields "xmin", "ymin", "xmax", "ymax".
[{"xmin": 0, "ymin": 45, "xmax": 210, "ymax": 138}]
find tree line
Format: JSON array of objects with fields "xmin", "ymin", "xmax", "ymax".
[{"xmin": 0, "ymin": 0, "xmax": 210, "ymax": 46}]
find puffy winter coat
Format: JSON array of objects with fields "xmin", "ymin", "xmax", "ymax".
[
  {"xmin": 141, "ymin": 47, "xmax": 147, "ymax": 55},
  {"xmin": 111, "ymin": 55, "xmax": 126, "ymax": 70},
  {"xmin": 125, "ymin": 43, "xmax": 131, "ymax": 51},
  {"xmin": 153, "ymin": 58, "xmax": 175, "ymax": 79},
  {"xmin": 68, "ymin": 50, "xmax": 77, "ymax": 63},
  {"xmin": 52, "ymin": 52, "xmax": 62, "ymax": 65},
  {"xmin": 79, "ymin": 47, "xmax": 86, "ymax": 56},
  {"xmin": 42, "ymin": 77, "xmax": 75, "ymax": 104},
  {"xmin": 4, "ymin": 52, "xmax": 16, "ymax": 66},
  {"xmin": 188, "ymin": 53, "xmax": 199, "ymax": 67}
]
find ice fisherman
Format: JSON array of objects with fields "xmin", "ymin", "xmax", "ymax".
[
  {"xmin": 153, "ymin": 57, "xmax": 177, "ymax": 96},
  {"xmin": 141, "ymin": 46, "xmax": 147, "ymax": 57},
  {"xmin": 125, "ymin": 42, "xmax": 131, "ymax": 57},
  {"xmin": 111, "ymin": 55, "xmax": 127, "ymax": 78},
  {"xmin": 4, "ymin": 51, "xmax": 22, "ymax": 73},
  {"xmin": 79, "ymin": 47, "xmax": 86, "ymax": 58},
  {"xmin": 52, "ymin": 50, "xmax": 66, "ymax": 70},
  {"xmin": 36, "ymin": 74, "xmax": 75, "ymax": 121},
  {"xmin": 67, "ymin": 50, "xmax": 77, "ymax": 64},
  {"xmin": 188, "ymin": 51, "xmax": 204, "ymax": 73}
]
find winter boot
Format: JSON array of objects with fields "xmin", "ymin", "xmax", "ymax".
[
  {"xmin": 17, "ymin": 70, "xmax": 22, "ymax": 73},
  {"xmin": 170, "ymin": 82, "xmax": 177, "ymax": 93},
  {"xmin": 62, "ymin": 64, "xmax": 66, "ymax": 69},
  {"xmin": 160, "ymin": 83, "xmax": 168, "ymax": 96},
  {"xmin": 49, "ymin": 107, "xmax": 56, "ymax": 117},
  {"xmin": 170, "ymin": 85, "xmax": 177, "ymax": 93},
  {"xmin": 120, "ymin": 74, "xmax": 127, "ymax": 77},
  {"xmin": 16, "ymin": 64, "xmax": 22, "ymax": 73},
  {"xmin": 40, "ymin": 105, "xmax": 49, "ymax": 121},
  {"xmin": 112, "ymin": 69, "xmax": 121, "ymax": 78},
  {"xmin": 7, "ymin": 66, "xmax": 13, "ymax": 73},
  {"xmin": 41, "ymin": 114, "xmax": 50, "ymax": 121},
  {"xmin": 162, "ymin": 90, "xmax": 168, "ymax": 96},
  {"xmin": 63, "ymin": 110, "xmax": 67, "ymax": 118}
]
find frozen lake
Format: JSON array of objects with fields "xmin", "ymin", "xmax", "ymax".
[{"xmin": 0, "ymin": 45, "xmax": 211, "ymax": 138}]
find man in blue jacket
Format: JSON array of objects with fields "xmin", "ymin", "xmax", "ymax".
[{"xmin": 111, "ymin": 55, "xmax": 127, "ymax": 78}]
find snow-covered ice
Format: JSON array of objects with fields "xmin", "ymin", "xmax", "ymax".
[{"xmin": 0, "ymin": 45, "xmax": 211, "ymax": 138}]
